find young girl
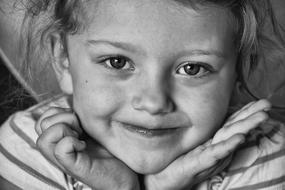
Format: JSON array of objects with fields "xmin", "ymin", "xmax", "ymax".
[{"xmin": 0, "ymin": 0, "xmax": 285, "ymax": 189}]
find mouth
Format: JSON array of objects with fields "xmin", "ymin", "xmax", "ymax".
[{"xmin": 113, "ymin": 121, "xmax": 181, "ymax": 138}]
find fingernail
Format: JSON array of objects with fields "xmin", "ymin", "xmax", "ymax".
[
  {"xmin": 79, "ymin": 140, "xmax": 86, "ymax": 147},
  {"xmin": 262, "ymin": 99, "xmax": 272, "ymax": 111},
  {"xmin": 263, "ymin": 107, "xmax": 271, "ymax": 112},
  {"xmin": 238, "ymin": 136, "xmax": 246, "ymax": 145},
  {"xmin": 71, "ymin": 130, "xmax": 79, "ymax": 137}
]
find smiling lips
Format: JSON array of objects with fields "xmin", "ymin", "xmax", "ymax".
[{"xmin": 115, "ymin": 121, "xmax": 181, "ymax": 138}]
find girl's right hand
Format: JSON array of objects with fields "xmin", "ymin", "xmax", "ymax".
[{"xmin": 35, "ymin": 107, "xmax": 140, "ymax": 190}]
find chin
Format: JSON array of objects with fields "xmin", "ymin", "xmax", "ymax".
[
  {"xmin": 128, "ymin": 161, "xmax": 168, "ymax": 174},
  {"xmin": 120, "ymin": 151, "xmax": 176, "ymax": 174}
]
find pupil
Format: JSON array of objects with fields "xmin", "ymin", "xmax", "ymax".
[
  {"xmin": 184, "ymin": 64, "xmax": 200, "ymax": 75},
  {"xmin": 110, "ymin": 58, "xmax": 126, "ymax": 69}
]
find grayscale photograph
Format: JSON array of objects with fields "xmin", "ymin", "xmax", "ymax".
[{"xmin": 0, "ymin": 0, "xmax": 285, "ymax": 189}]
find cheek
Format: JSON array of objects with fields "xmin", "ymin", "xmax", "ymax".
[
  {"xmin": 72, "ymin": 75, "xmax": 124, "ymax": 119},
  {"xmin": 176, "ymin": 80, "xmax": 234, "ymax": 131},
  {"xmin": 174, "ymin": 82, "xmax": 233, "ymax": 151}
]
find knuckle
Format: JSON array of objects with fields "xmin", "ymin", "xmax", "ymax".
[
  {"xmin": 209, "ymin": 155, "xmax": 222, "ymax": 166},
  {"xmin": 195, "ymin": 144, "xmax": 207, "ymax": 153},
  {"xmin": 201, "ymin": 145, "xmax": 220, "ymax": 164},
  {"xmin": 46, "ymin": 107, "xmax": 65, "ymax": 114},
  {"xmin": 36, "ymin": 136, "xmax": 46, "ymax": 150},
  {"xmin": 233, "ymin": 134, "xmax": 245, "ymax": 144},
  {"xmin": 223, "ymin": 145, "xmax": 233, "ymax": 156},
  {"xmin": 197, "ymin": 151, "xmax": 219, "ymax": 171},
  {"xmin": 64, "ymin": 136, "xmax": 75, "ymax": 144},
  {"xmin": 69, "ymin": 115, "xmax": 79, "ymax": 127},
  {"xmin": 222, "ymin": 123, "xmax": 230, "ymax": 129},
  {"xmin": 35, "ymin": 122, "xmax": 42, "ymax": 135},
  {"xmin": 223, "ymin": 140, "xmax": 237, "ymax": 154},
  {"xmin": 54, "ymin": 123, "xmax": 68, "ymax": 130},
  {"xmin": 40, "ymin": 108, "xmax": 61, "ymax": 120},
  {"xmin": 245, "ymin": 101, "xmax": 256, "ymax": 109},
  {"xmin": 54, "ymin": 148, "xmax": 63, "ymax": 161},
  {"xmin": 71, "ymin": 114, "xmax": 80, "ymax": 127},
  {"xmin": 242, "ymin": 109, "xmax": 250, "ymax": 117},
  {"xmin": 206, "ymin": 144, "xmax": 216, "ymax": 153},
  {"xmin": 40, "ymin": 117, "xmax": 53, "ymax": 131},
  {"xmin": 192, "ymin": 156, "xmax": 203, "ymax": 172},
  {"xmin": 60, "ymin": 124, "xmax": 76, "ymax": 136},
  {"xmin": 260, "ymin": 111, "xmax": 269, "ymax": 119},
  {"xmin": 220, "ymin": 140, "xmax": 232, "ymax": 153},
  {"xmin": 211, "ymin": 142, "xmax": 226, "ymax": 157}
]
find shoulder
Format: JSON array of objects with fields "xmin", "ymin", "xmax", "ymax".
[
  {"xmin": 216, "ymin": 118, "xmax": 285, "ymax": 190},
  {"xmin": 0, "ymin": 95, "xmax": 72, "ymax": 190}
]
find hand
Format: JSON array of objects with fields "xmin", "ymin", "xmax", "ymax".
[
  {"xmin": 35, "ymin": 107, "xmax": 140, "ymax": 190},
  {"xmin": 144, "ymin": 99, "xmax": 271, "ymax": 190}
]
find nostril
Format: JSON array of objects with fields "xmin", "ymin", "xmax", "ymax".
[{"xmin": 131, "ymin": 94, "xmax": 174, "ymax": 115}]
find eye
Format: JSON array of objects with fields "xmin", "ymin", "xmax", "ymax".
[
  {"xmin": 176, "ymin": 62, "xmax": 212, "ymax": 77},
  {"xmin": 100, "ymin": 56, "xmax": 134, "ymax": 71}
]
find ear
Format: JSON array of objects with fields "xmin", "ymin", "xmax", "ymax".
[{"xmin": 50, "ymin": 34, "xmax": 73, "ymax": 95}]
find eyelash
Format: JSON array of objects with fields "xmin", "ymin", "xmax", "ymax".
[
  {"xmin": 98, "ymin": 55, "xmax": 135, "ymax": 71},
  {"xmin": 175, "ymin": 62, "xmax": 215, "ymax": 78},
  {"xmin": 97, "ymin": 56, "xmax": 214, "ymax": 78}
]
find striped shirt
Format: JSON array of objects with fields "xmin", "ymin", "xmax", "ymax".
[
  {"xmin": 205, "ymin": 119, "xmax": 285, "ymax": 190},
  {"xmin": 0, "ymin": 96, "xmax": 90, "ymax": 190},
  {"xmin": 0, "ymin": 96, "xmax": 285, "ymax": 190}
]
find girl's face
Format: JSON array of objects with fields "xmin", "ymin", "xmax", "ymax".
[{"xmin": 64, "ymin": 0, "xmax": 237, "ymax": 174}]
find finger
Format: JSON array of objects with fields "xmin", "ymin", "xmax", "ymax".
[
  {"xmin": 35, "ymin": 107, "xmax": 72, "ymax": 135},
  {"xmin": 36, "ymin": 123, "xmax": 80, "ymax": 169},
  {"xmin": 213, "ymin": 111, "xmax": 268, "ymax": 144},
  {"xmin": 40, "ymin": 112, "xmax": 82, "ymax": 134},
  {"xmin": 227, "ymin": 101, "xmax": 256, "ymax": 119},
  {"xmin": 161, "ymin": 135, "xmax": 244, "ymax": 189},
  {"xmin": 36, "ymin": 109, "xmax": 82, "ymax": 136},
  {"xmin": 225, "ymin": 99, "xmax": 271, "ymax": 127},
  {"xmin": 186, "ymin": 134, "xmax": 244, "ymax": 175}
]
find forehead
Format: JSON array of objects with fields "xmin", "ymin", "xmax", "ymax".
[
  {"xmin": 84, "ymin": 0, "xmax": 234, "ymax": 32},
  {"xmin": 73, "ymin": 0, "xmax": 236, "ymax": 58}
]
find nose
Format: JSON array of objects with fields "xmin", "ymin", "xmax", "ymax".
[{"xmin": 131, "ymin": 80, "xmax": 175, "ymax": 115}]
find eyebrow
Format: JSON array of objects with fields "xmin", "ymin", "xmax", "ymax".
[
  {"xmin": 87, "ymin": 39, "xmax": 226, "ymax": 58},
  {"xmin": 179, "ymin": 49, "xmax": 227, "ymax": 59},
  {"xmin": 86, "ymin": 39, "xmax": 146, "ymax": 55}
]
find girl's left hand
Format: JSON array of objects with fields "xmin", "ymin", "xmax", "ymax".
[{"xmin": 144, "ymin": 99, "xmax": 271, "ymax": 190}]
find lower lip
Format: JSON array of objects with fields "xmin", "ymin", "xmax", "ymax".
[{"xmin": 115, "ymin": 121, "xmax": 179, "ymax": 138}]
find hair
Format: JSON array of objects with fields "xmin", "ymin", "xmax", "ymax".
[{"xmin": 18, "ymin": 0, "xmax": 285, "ymax": 107}]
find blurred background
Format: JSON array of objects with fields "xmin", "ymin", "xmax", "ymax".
[{"xmin": 0, "ymin": 57, "xmax": 35, "ymax": 124}]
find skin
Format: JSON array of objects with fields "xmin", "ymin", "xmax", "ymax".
[{"xmin": 59, "ymin": 0, "xmax": 238, "ymax": 174}]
